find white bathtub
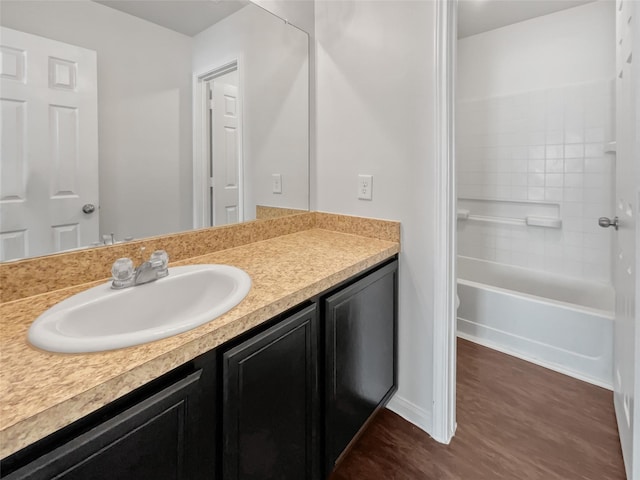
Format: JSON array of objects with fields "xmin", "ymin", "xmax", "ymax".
[{"xmin": 457, "ymin": 256, "xmax": 615, "ymax": 388}]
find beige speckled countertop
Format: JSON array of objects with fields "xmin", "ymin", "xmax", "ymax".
[{"xmin": 0, "ymin": 226, "xmax": 399, "ymax": 458}]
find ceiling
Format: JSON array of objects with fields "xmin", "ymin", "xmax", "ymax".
[
  {"xmin": 94, "ymin": 0, "xmax": 249, "ymax": 36},
  {"xmin": 457, "ymin": 0, "xmax": 599, "ymax": 38}
]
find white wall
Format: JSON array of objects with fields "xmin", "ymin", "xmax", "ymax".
[
  {"xmin": 250, "ymin": 0, "xmax": 317, "ymax": 212},
  {"xmin": 193, "ymin": 4, "xmax": 309, "ymax": 218},
  {"xmin": 252, "ymin": 0, "xmax": 315, "ymax": 35},
  {"xmin": 456, "ymin": 1, "xmax": 615, "ymax": 282},
  {"xmin": 1, "ymin": 1, "xmax": 194, "ymax": 242},
  {"xmin": 458, "ymin": 1, "xmax": 614, "ymax": 99},
  {"xmin": 315, "ymin": 0, "xmax": 438, "ymax": 433}
]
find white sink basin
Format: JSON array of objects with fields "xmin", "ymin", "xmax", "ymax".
[{"xmin": 28, "ymin": 264, "xmax": 251, "ymax": 353}]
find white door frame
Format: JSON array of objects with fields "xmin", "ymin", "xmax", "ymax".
[
  {"xmin": 192, "ymin": 59, "xmax": 244, "ymax": 229},
  {"xmin": 431, "ymin": 0, "xmax": 457, "ymax": 444}
]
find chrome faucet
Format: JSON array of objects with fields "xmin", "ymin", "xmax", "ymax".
[{"xmin": 111, "ymin": 250, "xmax": 169, "ymax": 289}]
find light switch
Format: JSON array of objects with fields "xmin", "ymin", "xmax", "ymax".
[{"xmin": 272, "ymin": 174, "xmax": 282, "ymax": 194}]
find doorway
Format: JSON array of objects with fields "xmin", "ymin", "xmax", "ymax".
[
  {"xmin": 193, "ymin": 61, "xmax": 243, "ymax": 228},
  {"xmin": 450, "ymin": 1, "xmax": 639, "ymax": 477}
]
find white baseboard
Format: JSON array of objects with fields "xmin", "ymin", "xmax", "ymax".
[
  {"xmin": 457, "ymin": 331, "xmax": 613, "ymax": 390},
  {"xmin": 386, "ymin": 393, "xmax": 433, "ymax": 437}
]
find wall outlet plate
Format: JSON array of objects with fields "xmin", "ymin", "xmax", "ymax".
[{"xmin": 358, "ymin": 175, "xmax": 373, "ymax": 200}]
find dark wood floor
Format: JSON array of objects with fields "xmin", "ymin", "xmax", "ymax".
[{"xmin": 331, "ymin": 338, "xmax": 626, "ymax": 480}]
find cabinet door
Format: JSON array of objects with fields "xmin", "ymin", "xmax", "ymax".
[
  {"xmin": 324, "ymin": 260, "xmax": 398, "ymax": 472},
  {"xmin": 223, "ymin": 305, "xmax": 318, "ymax": 480},
  {"xmin": 3, "ymin": 368, "xmax": 212, "ymax": 480}
]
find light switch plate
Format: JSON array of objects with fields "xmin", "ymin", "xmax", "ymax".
[{"xmin": 272, "ymin": 174, "xmax": 282, "ymax": 194}]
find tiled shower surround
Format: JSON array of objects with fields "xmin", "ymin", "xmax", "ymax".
[{"xmin": 456, "ymin": 80, "xmax": 614, "ymax": 282}]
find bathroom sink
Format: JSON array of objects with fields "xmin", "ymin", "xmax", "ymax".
[{"xmin": 28, "ymin": 264, "xmax": 251, "ymax": 353}]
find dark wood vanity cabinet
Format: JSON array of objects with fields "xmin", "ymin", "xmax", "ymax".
[
  {"xmin": 0, "ymin": 351, "xmax": 217, "ymax": 480},
  {"xmin": 323, "ymin": 260, "xmax": 398, "ymax": 474},
  {"xmin": 1, "ymin": 258, "xmax": 398, "ymax": 480},
  {"xmin": 221, "ymin": 304, "xmax": 319, "ymax": 480},
  {"xmin": 220, "ymin": 258, "xmax": 398, "ymax": 480}
]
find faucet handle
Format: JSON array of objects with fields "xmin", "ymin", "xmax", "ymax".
[
  {"xmin": 150, "ymin": 250, "xmax": 169, "ymax": 277},
  {"xmin": 111, "ymin": 257, "xmax": 134, "ymax": 288}
]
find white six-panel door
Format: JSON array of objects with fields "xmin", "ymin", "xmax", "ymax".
[
  {"xmin": 0, "ymin": 27, "xmax": 98, "ymax": 261},
  {"xmin": 211, "ymin": 81, "xmax": 241, "ymax": 226},
  {"xmin": 613, "ymin": 0, "xmax": 639, "ymax": 478}
]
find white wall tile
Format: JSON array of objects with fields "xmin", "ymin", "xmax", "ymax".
[
  {"xmin": 563, "ymin": 260, "xmax": 584, "ymax": 277},
  {"xmin": 565, "ymin": 144, "xmax": 585, "ymax": 158},
  {"xmin": 583, "ymin": 173, "xmax": 606, "ymax": 188},
  {"xmin": 565, "ymin": 173, "xmax": 584, "ymax": 188},
  {"xmin": 496, "ymin": 173, "xmax": 511, "ymax": 185},
  {"xmin": 528, "ymin": 159, "xmax": 545, "ymax": 172},
  {"xmin": 512, "ymin": 159, "xmax": 528, "ymax": 172},
  {"xmin": 564, "ymin": 188, "xmax": 584, "ymax": 202},
  {"xmin": 562, "ymin": 202, "xmax": 583, "ymax": 217},
  {"xmin": 512, "ymin": 147, "xmax": 528, "ymax": 160},
  {"xmin": 565, "ymin": 129, "xmax": 584, "ymax": 145},
  {"xmin": 584, "ymin": 157, "xmax": 610, "ymax": 173},
  {"xmin": 528, "ymin": 173, "xmax": 545, "ymax": 186},
  {"xmin": 563, "ymin": 216, "xmax": 585, "ymax": 232},
  {"xmin": 528, "ymin": 132, "xmax": 545, "ymax": 145},
  {"xmin": 511, "ymin": 253, "xmax": 530, "ymax": 267},
  {"xmin": 564, "ymin": 158, "xmax": 584, "ymax": 173},
  {"xmin": 583, "ymin": 202, "xmax": 605, "ymax": 218},
  {"xmin": 495, "ymin": 186, "xmax": 511, "ymax": 198},
  {"xmin": 545, "ymin": 229, "xmax": 563, "ymax": 243},
  {"xmin": 564, "ymin": 245, "xmax": 584, "ymax": 261},
  {"xmin": 583, "ymin": 232, "xmax": 609, "ymax": 249},
  {"xmin": 527, "ymin": 254, "xmax": 546, "ymax": 268},
  {"xmin": 528, "ymin": 146, "xmax": 545, "ymax": 161},
  {"xmin": 582, "ymin": 217, "xmax": 602, "ymax": 233},
  {"xmin": 512, "ymin": 238, "xmax": 529, "ymax": 253},
  {"xmin": 546, "ymin": 173, "xmax": 564, "ymax": 187},
  {"xmin": 510, "ymin": 187, "xmax": 529, "ymax": 200},
  {"xmin": 583, "ymin": 246, "xmax": 604, "ymax": 264},
  {"xmin": 495, "ymin": 249, "xmax": 512, "ymax": 263},
  {"xmin": 496, "ymin": 236, "xmax": 511, "ymax": 250},
  {"xmin": 585, "ymin": 188, "xmax": 609, "ymax": 203},
  {"xmin": 585, "ymin": 127, "xmax": 605, "ymax": 143},
  {"xmin": 544, "ymin": 187, "xmax": 563, "ymax": 201},
  {"xmin": 563, "ymin": 231, "xmax": 584, "ymax": 247},
  {"xmin": 528, "ymin": 187, "xmax": 545, "ymax": 200},
  {"xmin": 456, "ymin": 80, "xmax": 613, "ymax": 282},
  {"xmin": 585, "ymin": 143, "xmax": 604, "ymax": 157},
  {"xmin": 527, "ymin": 242, "xmax": 546, "ymax": 255},
  {"xmin": 546, "ymin": 130, "xmax": 564, "ymax": 145},
  {"xmin": 546, "ymin": 158, "xmax": 564, "ymax": 172},
  {"xmin": 584, "ymin": 262, "xmax": 608, "ymax": 282},
  {"xmin": 545, "ymin": 145, "xmax": 564, "ymax": 159}
]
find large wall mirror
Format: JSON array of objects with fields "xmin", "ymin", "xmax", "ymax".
[{"xmin": 0, "ymin": 0, "xmax": 309, "ymax": 262}]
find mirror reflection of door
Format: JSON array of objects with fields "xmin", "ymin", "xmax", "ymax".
[
  {"xmin": 205, "ymin": 68, "xmax": 242, "ymax": 227},
  {"xmin": 0, "ymin": 27, "xmax": 99, "ymax": 261}
]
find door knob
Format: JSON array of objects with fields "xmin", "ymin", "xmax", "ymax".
[
  {"xmin": 598, "ymin": 216, "xmax": 618, "ymax": 230},
  {"xmin": 82, "ymin": 204, "xmax": 96, "ymax": 214}
]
